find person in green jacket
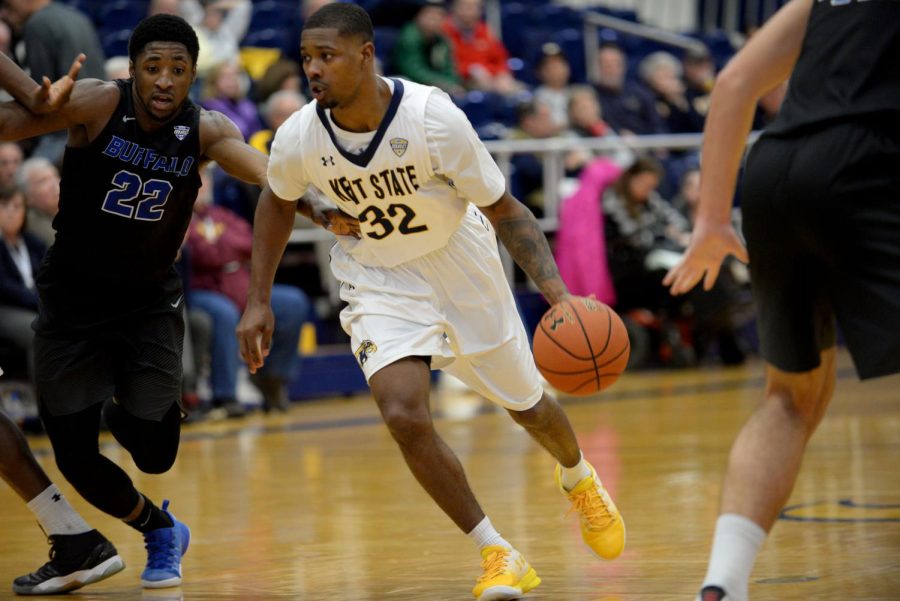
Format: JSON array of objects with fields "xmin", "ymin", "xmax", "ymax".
[{"xmin": 392, "ymin": 0, "xmax": 464, "ymax": 97}]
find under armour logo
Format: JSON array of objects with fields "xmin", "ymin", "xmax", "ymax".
[
  {"xmin": 51, "ymin": 493, "xmax": 62, "ymax": 502},
  {"xmin": 321, "ymin": 155, "xmax": 334, "ymax": 166}
]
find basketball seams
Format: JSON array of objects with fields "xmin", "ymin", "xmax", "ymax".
[
  {"xmin": 538, "ymin": 317, "xmax": 589, "ymax": 360},
  {"xmin": 533, "ymin": 298, "xmax": 630, "ymax": 396},
  {"xmin": 565, "ymin": 299, "xmax": 606, "ymax": 391}
]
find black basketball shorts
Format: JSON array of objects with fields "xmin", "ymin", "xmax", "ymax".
[
  {"xmin": 34, "ymin": 291, "xmax": 185, "ymax": 421},
  {"xmin": 741, "ymin": 116, "xmax": 900, "ymax": 379}
]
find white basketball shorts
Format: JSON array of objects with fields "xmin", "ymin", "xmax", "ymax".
[{"xmin": 330, "ymin": 207, "xmax": 544, "ymax": 410}]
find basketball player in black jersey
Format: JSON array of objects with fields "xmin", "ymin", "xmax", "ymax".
[
  {"xmin": 0, "ymin": 14, "xmax": 357, "ymax": 591},
  {"xmin": 0, "ymin": 53, "xmax": 129, "ymax": 595},
  {"xmin": 663, "ymin": 1, "xmax": 900, "ymax": 599}
]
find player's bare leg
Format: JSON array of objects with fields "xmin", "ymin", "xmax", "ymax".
[
  {"xmin": 0, "ymin": 411, "xmax": 124, "ymax": 594},
  {"xmin": 506, "ymin": 392, "xmax": 581, "ymax": 466},
  {"xmin": 0, "ymin": 410, "xmax": 51, "ymax": 500},
  {"xmin": 369, "ymin": 357, "xmax": 540, "ymax": 600},
  {"xmin": 508, "ymin": 393, "xmax": 626, "ymax": 560},
  {"xmin": 370, "ymin": 357, "xmax": 486, "ymax": 532},
  {"xmin": 700, "ymin": 347, "xmax": 837, "ymax": 600}
]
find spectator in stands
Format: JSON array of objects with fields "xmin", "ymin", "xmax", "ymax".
[
  {"xmin": 19, "ymin": 157, "xmax": 59, "ymax": 248},
  {"xmin": 148, "ymin": 0, "xmax": 180, "ymax": 15},
  {"xmin": 508, "ymin": 99, "xmax": 590, "ymax": 217},
  {"xmin": 604, "ymin": 157, "xmax": 747, "ymax": 365},
  {"xmin": 394, "ymin": 0, "xmax": 464, "ymax": 97},
  {"xmin": 0, "ymin": 142, "xmax": 22, "ymax": 189},
  {"xmin": 0, "ymin": 186, "xmax": 44, "ymax": 387},
  {"xmin": 187, "ymin": 165, "xmax": 309, "ymax": 414},
  {"xmin": 594, "ymin": 43, "xmax": 661, "ymax": 136},
  {"xmin": 566, "ymin": 85, "xmax": 634, "ymax": 168},
  {"xmin": 103, "ymin": 56, "xmax": 130, "ymax": 81},
  {"xmin": 250, "ymin": 90, "xmax": 306, "ymax": 156},
  {"xmin": 254, "ymin": 58, "xmax": 303, "ymax": 105},
  {"xmin": 180, "ymin": 0, "xmax": 252, "ymax": 75},
  {"xmin": 640, "ymin": 51, "xmax": 704, "ymax": 134},
  {"xmin": 201, "ymin": 59, "xmax": 263, "ymax": 141},
  {"xmin": 0, "ymin": 0, "xmax": 105, "ymax": 166},
  {"xmin": 443, "ymin": 0, "xmax": 522, "ymax": 95},
  {"xmin": 303, "ymin": 0, "xmax": 335, "ymax": 20},
  {"xmin": 534, "ymin": 43, "xmax": 573, "ymax": 130},
  {"xmin": 682, "ymin": 45, "xmax": 715, "ymax": 121}
]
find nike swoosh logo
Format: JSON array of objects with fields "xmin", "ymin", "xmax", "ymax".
[
  {"xmin": 123, "ymin": 116, "xmax": 136, "ymax": 122},
  {"xmin": 171, "ymin": 295, "xmax": 184, "ymax": 308}
]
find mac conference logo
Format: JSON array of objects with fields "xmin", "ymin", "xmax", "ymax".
[
  {"xmin": 174, "ymin": 125, "xmax": 190, "ymax": 140},
  {"xmin": 390, "ymin": 137, "xmax": 408, "ymax": 157}
]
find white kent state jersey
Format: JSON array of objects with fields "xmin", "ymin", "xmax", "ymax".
[{"xmin": 268, "ymin": 77, "xmax": 506, "ymax": 267}]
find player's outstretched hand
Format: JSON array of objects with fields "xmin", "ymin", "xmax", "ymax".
[
  {"xmin": 236, "ymin": 300, "xmax": 273, "ymax": 374},
  {"xmin": 314, "ymin": 207, "xmax": 360, "ymax": 239},
  {"xmin": 663, "ymin": 220, "xmax": 748, "ymax": 295},
  {"xmin": 32, "ymin": 53, "xmax": 85, "ymax": 114}
]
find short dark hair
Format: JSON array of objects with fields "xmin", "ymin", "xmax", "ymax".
[
  {"xmin": 303, "ymin": 3, "xmax": 374, "ymax": 44},
  {"xmin": 129, "ymin": 15, "xmax": 200, "ymax": 66}
]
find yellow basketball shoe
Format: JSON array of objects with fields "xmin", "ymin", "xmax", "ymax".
[
  {"xmin": 556, "ymin": 462, "xmax": 626, "ymax": 560},
  {"xmin": 472, "ymin": 546, "xmax": 541, "ymax": 601}
]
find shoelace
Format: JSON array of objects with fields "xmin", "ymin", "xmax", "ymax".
[
  {"xmin": 144, "ymin": 529, "xmax": 179, "ymax": 570},
  {"xmin": 476, "ymin": 549, "xmax": 510, "ymax": 583},
  {"xmin": 568, "ymin": 485, "xmax": 615, "ymax": 530}
]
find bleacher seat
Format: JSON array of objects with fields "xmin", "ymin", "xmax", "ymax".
[
  {"xmin": 373, "ymin": 26, "xmax": 400, "ymax": 75},
  {"xmin": 242, "ymin": 27, "xmax": 293, "ymax": 50},
  {"xmin": 98, "ymin": 0, "xmax": 144, "ymax": 30},
  {"xmin": 101, "ymin": 28, "xmax": 132, "ymax": 58},
  {"xmin": 249, "ymin": 0, "xmax": 299, "ymax": 31}
]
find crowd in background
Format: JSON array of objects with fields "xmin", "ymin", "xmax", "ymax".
[{"xmin": 0, "ymin": 0, "xmax": 775, "ymax": 423}]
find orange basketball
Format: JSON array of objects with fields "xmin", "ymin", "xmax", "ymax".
[{"xmin": 533, "ymin": 297, "xmax": 630, "ymax": 395}]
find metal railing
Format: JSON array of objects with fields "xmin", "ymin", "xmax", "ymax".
[{"xmin": 288, "ymin": 132, "xmax": 712, "ymax": 245}]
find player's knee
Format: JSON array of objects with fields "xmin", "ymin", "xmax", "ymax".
[
  {"xmin": 381, "ymin": 403, "xmax": 433, "ymax": 445},
  {"xmin": 132, "ymin": 447, "xmax": 177, "ymax": 474},
  {"xmin": 767, "ymin": 366, "xmax": 834, "ymax": 430}
]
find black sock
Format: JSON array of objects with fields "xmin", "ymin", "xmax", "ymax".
[
  {"xmin": 700, "ymin": 586, "xmax": 726, "ymax": 601},
  {"xmin": 125, "ymin": 495, "xmax": 173, "ymax": 533}
]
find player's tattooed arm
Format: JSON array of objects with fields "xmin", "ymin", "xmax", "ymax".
[{"xmin": 480, "ymin": 191, "xmax": 569, "ymax": 306}]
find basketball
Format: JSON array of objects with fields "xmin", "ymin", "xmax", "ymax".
[{"xmin": 533, "ymin": 297, "xmax": 630, "ymax": 395}]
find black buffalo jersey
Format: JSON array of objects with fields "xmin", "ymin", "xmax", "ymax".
[
  {"xmin": 767, "ymin": 0, "xmax": 900, "ymax": 136},
  {"xmin": 36, "ymin": 79, "xmax": 202, "ymax": 332}
]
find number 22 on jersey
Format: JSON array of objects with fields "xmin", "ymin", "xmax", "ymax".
[{"xmin": 101, "ymin": 170, "xmax": 173, "ymax": 221}]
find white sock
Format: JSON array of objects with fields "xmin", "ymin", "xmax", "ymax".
[
  {"xmin": 467, "ymin": 516, "xmax": 511, "ymax": 551},
  {"xmin": 701, "ymin": 513, "xmax": 767, "ymax": 601},
  {"xmin": 560, "ymin": 451, "xmax": 592, "ymax": 491},
  {"xmin": 26, "ymin": 484, "xmax": 92, "ymax": 536}
]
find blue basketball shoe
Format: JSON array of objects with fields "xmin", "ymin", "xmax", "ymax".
[{"xmin": 141, "ymin": 500, "xmax": 190, "ymax": 588}]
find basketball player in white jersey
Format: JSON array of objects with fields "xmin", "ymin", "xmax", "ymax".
[{"xmin": 237, "ymin": 4, "xmax": 625, "ymax": 599}]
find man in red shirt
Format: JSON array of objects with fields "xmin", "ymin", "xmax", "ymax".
[{"xmin": 443, "ymin": 0, "xmax": 522, "ymax": 95}]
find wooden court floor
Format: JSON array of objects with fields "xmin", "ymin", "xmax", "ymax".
[{"xmin": 1, "ymin": 350, "xmax": 898, "ymax": 600}]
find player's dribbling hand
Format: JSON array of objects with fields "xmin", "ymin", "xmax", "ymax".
[
  {"xmin": 314, "ymin": 207, "xmax": 361, "ymax": 239},
  {"xmin": 663, "ymin": 220, "xmax": 749, "ymax": 295},
  {"xmin": 31, "ymin": 54, "xmax": 85, "ymax": 114},
  {"xmin": 236, "ymin": 300, "xmax": 273, "ymax": 373}
]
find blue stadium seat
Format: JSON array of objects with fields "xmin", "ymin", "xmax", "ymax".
[
  {"xmin": 250, "ymin": 0, "xmax": 299, "ymax": 31},
  {"xmin": 98, "ymin": 0, "xmax": 144, "ymax": 30},
  {"xmin": 101, "ymin": 28, "xmax": 132, "ymax": 58},
  {"xmin": 242, "ymin": 27, "xmax": 293, "ymax": 50},
  {"xmin": 500, "ymin": 3, "xmax": 530, "ymax": 58},
  {"xmin": 454, "ymin": 91, "xmax": 493, "ymax": 128},
  {"xmin": 373, "ymin": 26, "xmax": 400, "ymax": 74}
]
